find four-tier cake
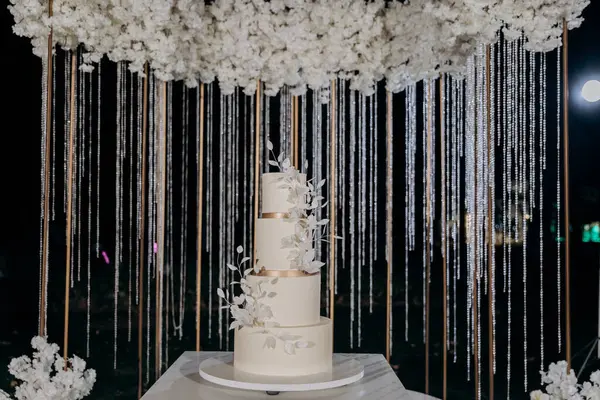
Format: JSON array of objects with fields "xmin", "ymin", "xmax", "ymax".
[{"xmin": 224, "ymin": 152, "xmax": 333, "ymax": 377}]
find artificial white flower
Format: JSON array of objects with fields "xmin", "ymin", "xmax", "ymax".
[
  {"xmin": 0, "ymin": 336, "xmax": 95, "ymax": 400},
  {"xmin": 8, "ymin": 0, "xmax": 590, "ymax": 95}
]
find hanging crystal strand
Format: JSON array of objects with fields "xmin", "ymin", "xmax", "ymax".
[
  {"xmin": 340, "ymin": 80, "xmax": 346, "ymax": 274},
  {"xmin": 315, "ymin": 91, "xmax": 322, "ymax": 270},
  {"xmin": 264, "ymin": 95, "xmax": 270, "ymax": 172},
  {"xmin": 520, "ymin": 41, "xmax": 529, "ymax": 391},
  {"xmin": 422, "ymin": 81, "xmax": 428, "ymax": 346},
  {"xmin": 38, "ymin": 55, "xmax": 48, "ymax": 335},
  {"xmin": 490, "ymin": 42, "xmax": 498, "ymax": 374},
  {"xmin": 249, "ymin": 92, "xmax": 255, "ymax": 258},
  {"xmin": 71, "ymin": 55, "xmax": 79, "ymax": 289},
  {"xmin": 540, "ymin": 52, "xmax": 547, "ymax": 372},
  {"xmin": 51, "ymin": 54, "xmax": 56, "ymax": 220},
  {"xmin": 301, "ymin": 94, "xmax": 307, "ymax": 165},
  {"xmin": 218, "ymin": 94, "xmax": 225, "ymax": 347},
  {"xmin": 157, "ymin": 81, "xmax": 169, "ymax": 376},
  {"xmin": 444, "ymin": 75, "xmax": 451, "ymax": 351},
  {"xmin": 507, "ymin": 39, "xmax": 517, "ymax": 398},
  {"xmin": 146, "ymin": 74, "xmax": 155, "ymax": 383},
  {"xmin": 349, "ymin": 90, "xmax": 356, "ymax": 348},
  {"xmin": 86, "ymin": 70, "xmax": 93, "ymax": 356},
  {"xmin": 206, "ymin": 84, "xmax": 213, "ymax": 339},
  {"xmin": 226, "ymin": 94, "xmax": 234, "ymax": 350},
  {"xmin": 127, "ymin": 70, "xmax": 134, "ymax": 343},
  {"xmin": 280, "ymin": 87, "xmax": 287, "ymax": 153},
  {"xmin": 234, "ymin": 89, "xmax": 239, "ymax": 224},
  {"xmin": 556, "ymin": 41, "xmax": 562, "ymax": 354},
  {"xmin": 451, "ymin": 78, "xmax": 459, "ymax": 362},
  {"xmin": 404, "ymin": 85, "xmax": 413, "ymax": 341},
  {"xmin": 374, "ymin": 86, "xmax": 378, "ymax": 258},
  {"xmin": 369, "ymin": 93, "xmax": 375, "ymax": 314},
  {"xmin": 166, "ymin": 83, "xmax": 174, "ymax": 365},
  {"xmin": 166, "ymin": 84, "xmax": 174, "ymax": 344},
  {"xmin": 430, "ymin": 80, "xmax": 436, "ymax": 264},
  {"xmin": 319, "ymin": 93, "xmax": 326, "ymax": 264},
  {"xmin": 478, "ymin": 46, "xmax": 486, "ymax": 399},
  {"xmin": 136, "ymin": 74, "xmax": 142, "ymax": 306},
  {"xmin": 502, "ymin": 39, "xmax": 508, "ymax": 293},
  {"xmin": 179, "ymin": 88, "xmax": 189, "ymax": 338},
  {"xmin": 357, "ymin": 94, "xmax": 364, "ymax": 346},
  {"xmin": 63, "ymin": 52, "xmax": 69, "ymax": 213},
  {"xmin": 76, "ymin": 54, "xmax": 84, "ymax": 284},
  {"xmin": 114, "ymin": 62, "xmax": 123, "ymax": 369},
  {"xmin": 96, "ymin": 63, "xmax": 101, "ymax": 257},
  {"xmin": 464, "ymin": 56, "xmax": 476, "ymax": 380}
]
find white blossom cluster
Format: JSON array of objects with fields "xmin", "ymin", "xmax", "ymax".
[
  {"xmin": 530, "ymin": 361, "xmax": 600, "ymax": 400},
  {"xmin": 8, "ymin": 0, "xmax": 589, "ymax": 95},
  {"xmin": 0, "ymin": 336, "xmax": 96, "ymax": 400}
]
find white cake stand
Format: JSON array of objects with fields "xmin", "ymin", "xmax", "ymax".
[{"xmin": 198, "ymin": 354, "xmax": 364, "ymax": 395}]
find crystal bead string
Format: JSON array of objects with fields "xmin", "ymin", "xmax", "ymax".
[
  {"xmin": 128, "ymin": 69, "xmax": 134, "ymax": 343},
  {"xmin": 206, "ymin": 83, "xmax": 213, "ymax": 339},
  {"xmin": 406, "ymin": 84, "xmax": 417, "ymax": 342},
  {"xmin": 556, "ymin": 39, "xmax": 562, "ymax": 355},
  {"xmin": 41, "ymin": 44, "xmax": 48, "ymax": 334},
  {"xmin": 179, "ymin": 88, "xmax": 189, "ymax": 340},
  {"xmin": 51, "ymin": 54, "xmax": 56, "ymax": 220},
  {"xmin": 369, "ymin": 91, "xmax": 375, "ymax": 315},
  {"xmin": 146, "ymin": 72, "xmax": 155, "ymax": 384},
  {"xmin": 114, "ymin": 62, "xmax": 123, "ymax": 369},
  {"xmin": 349, "ymin": 89, "xmax": 356, "ymax": 348},
  {"xmin": 358, "ymin": 93, "xmax": 366, "ymax": 346},
  {"xmin": 85, "ymin": 67, "xmax": 93, "ymax": 357},
  {"xmin": 385, "ymin": 90, "xmax": 393, "ymax": 361},
  {"xmin": 63, "ymin": 49, "xmax": 77, "ymax": 363},
  {"xmin": 540, "ymin": 51, "xmax": 547, "ymax": 374}
]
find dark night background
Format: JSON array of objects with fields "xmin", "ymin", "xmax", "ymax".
[{"xmin": 1, "ymin": 1, "xmax": 599, "ymax": 399}]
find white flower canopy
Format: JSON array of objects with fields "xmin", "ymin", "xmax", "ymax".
[{"xmin": 9, "ymin": 0, "xmax": 589, "ymax": 96}]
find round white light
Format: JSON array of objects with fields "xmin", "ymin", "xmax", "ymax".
[{"xmin": 582, "ymin": 80, "xmax": 600, "ymax": 103}]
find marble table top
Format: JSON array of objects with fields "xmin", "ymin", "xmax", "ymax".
[{"xmin": 141, "ymin": 352, "xmax": 420, "ymax": 400}]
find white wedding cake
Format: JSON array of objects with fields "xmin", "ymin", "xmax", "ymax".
[{"xmin": 219, "ymin": 148, "xmax": 333, "ymax": 378}]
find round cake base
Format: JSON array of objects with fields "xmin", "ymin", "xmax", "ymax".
[{"xmin": 198, "ymin": 354, "xmax": 364, "ymax": 393}]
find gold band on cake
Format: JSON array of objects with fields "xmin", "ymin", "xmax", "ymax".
[
  {"xmin": 255, "ymin": 268, "xmax": 319, "ymax": 277},
  {"xmin": 262, "ymin": 212, "xmax": 289, "ymax": 219}
]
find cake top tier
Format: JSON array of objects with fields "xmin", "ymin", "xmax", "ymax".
[{"xmin": 261, "ymin": 172, "xmax": 307, "ymax": 215}]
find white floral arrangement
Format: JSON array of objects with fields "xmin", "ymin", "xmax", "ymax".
[
  {"xmin": 217, "ymin": 245, "xmax": 311, "ymax": 355},
  {"xmin": 8, "ymin": 0, "xmax": 590, "ymax": 96},
  {"xmin": 530, "ymin": 361, "xmax": 600, "ymax": 400},
  {"xmin": 0, "ymin": 336, "xmax": 96, "ymax": 400},
  {"xmin": 266, "ymin": 141, "xmax": 337, "ymax": 274}
]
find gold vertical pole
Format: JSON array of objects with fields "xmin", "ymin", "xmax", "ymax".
[
  {"xmin": 562, "ymin": 20, "xmax": 572, "ymax": 369},
  {"xmin": 385, "ymin": 91, "xmax": 392, "ymax": 363},
  {"xmin": 253, "ymin": 81, "xmax": 261, "ymax": 264},
  {"xmin": 155, "ymin": 82, "xmax": 167, "ymax": 379},
  {"xmin": 137, "ymin": 63, "xmax": 149, "ymax": 400},
  {"xmin": 196, "ymin": 84, "xmax": 205, "ymax": 352},
  {"xmin": 40, "ymin": 0, "xmax": 54, "ymax": 337},
  {"xmin": 293, "ymin": 96, "xmax": 299, "ymax": 167},
  {"xmin": 486, "ymin": 45, "xmax": 494, "ymax": 400},
  {"xmin": 64, "ymin": 52, "xmax": 77, "ymax": 361},
  {"xmin": 329, "ymin": 80, "xmax": 336, "ymax": 328},
  {"xmin": 425, "ymin": 84, "xmax": 432, "ymax": 394},
  {"xmin": 440, "ymin": 77, "xmax": 448, "ymax": 400}
]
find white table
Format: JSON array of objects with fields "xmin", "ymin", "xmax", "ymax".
[{"xmin": 142, "ymin": 352, "xmax": 419, "ymax": 399}]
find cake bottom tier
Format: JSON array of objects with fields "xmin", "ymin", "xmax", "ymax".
[{"xmin": 234, "ymin": 317, "xmax": 332, "ymax": 377}]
